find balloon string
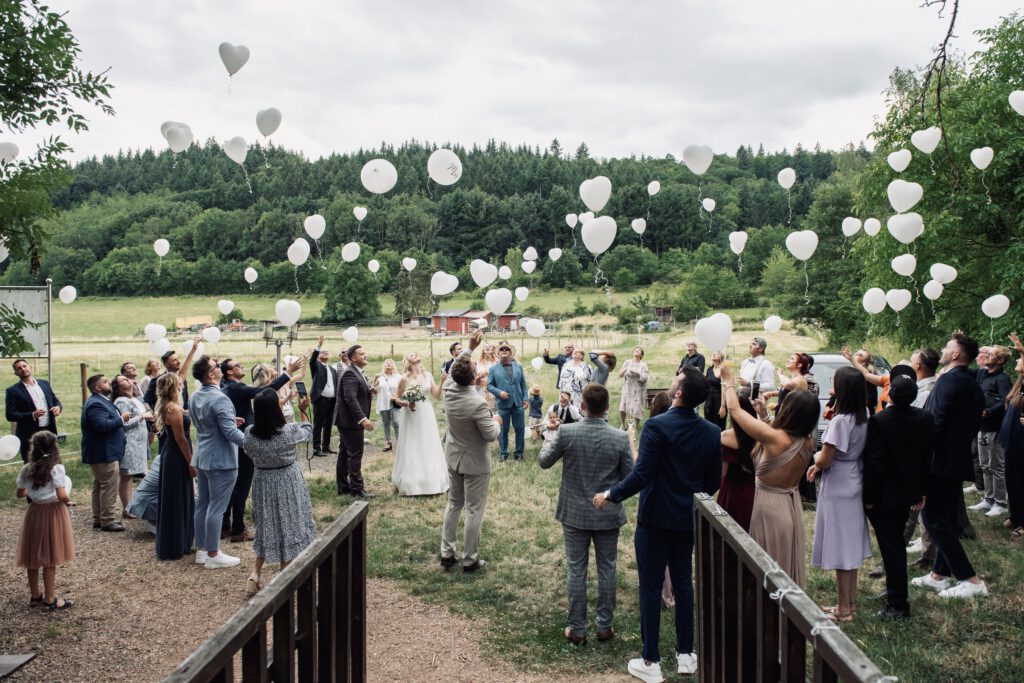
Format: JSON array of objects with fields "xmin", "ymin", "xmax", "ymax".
[
  {"xmin": 841, "ymin": 236, "xmax": 847, "ymax": 259},
  {"xmin": 172, "ymin": 154, "xmax": 178, "ymax": 170},
  {"xmin": 314, "ymin": 239, "xmax": 326, "ymax": 269},
  {"xmin": 929, "ymin": 155, "xmax": 936, "ymax": 176},
  {"xmin": 645, "ymin": 197, "xmax": 652, "ymax": 222},
  {"xmin": 930, "ymin": 300, "xmax": 938, "ymax": 327},
  {"xmin": 737, "ymin": 253, "xmax": 743, "ymax": 273},
  {"xmin": 867, "ymin": 318, "xmax": 874, "ymax": 338},
  {"xmin": 991, "ymin": 319, "xmax": 995, "ymax": 345},
  {"xmin": 786, "ymin": 190, "xmax": 793, "ymax": 226},
  {"xmin": 982, "ymin": 172, "xmax": 992, "ymax": 204},
  {"xmin": 803, "ymin": 263, "xmax": 809, "ymax": 304},
  {"xmin": 261, "ymin": 146, "xmax": 270, "ymax": 169},
  {"xmin": 157, "ymin": 255, "xmax": 162, "ymax": 277},
  {"xmin": 911, "ymin": 273, "xmax": 920, "ymax": 303},
  {"xmin": 896, "ymin": 311, "xmax": 902, "ymax": 328},
  {"xmin": 571, "ymin": 226, "xmax": 577, "ymax": 249},
  {"xmin": 294, "ymin": 266, "xmax": 300, "ymax": 294},
  {"xmin": 426, "ymin": 177, "xmax": 434, "ymax": 200},
  {"xmin": 241, "ymin": 167, "xmax": 253, "ymax": 194}
]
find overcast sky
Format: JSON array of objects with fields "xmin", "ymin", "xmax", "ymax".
[{"xmin": 6, "ymin": 1, "xmax": 1020, "ymax": 163}]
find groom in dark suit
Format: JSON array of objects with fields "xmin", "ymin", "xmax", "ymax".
[
  {"xmin": 6, "ymin": 359, "xmax": 62, "ymax": 462},
  {"xmin": 334, "ymin": 344, "xmax": 376, "ymax": 498}
]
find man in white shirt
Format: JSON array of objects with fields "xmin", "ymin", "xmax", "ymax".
[
  {"xmin": 310, "ymin": 336, "xmax": 338, "ymax": 456},
  {"xmin": 738, "ymin": 337, "xmax": 775, "ymax": 397},
  {"xmin": 6, "ymin": 359, "xmax": 62, "ymax": 462}
]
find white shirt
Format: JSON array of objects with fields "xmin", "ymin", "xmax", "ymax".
[
  {"xmin": 320, "ymin": 361, "xmax": 336, "ymax": 399},
  {"xmin": 376, "ymin": 374, "xmax": 401, "ymax": 412},
  {"xmin": 23, "ymin": 381, "xmax": 50, "ymax": 427},
  {"xmin": 912, "ymin": 375, "xmax": 938, "ymax": 409},
  {"xmin": 739, "ymin": 355, "xmax": 775, "ymax": 391},
  {"xmin": 17, "ymin": 463, "xmax": 67, "ymax": 503}
]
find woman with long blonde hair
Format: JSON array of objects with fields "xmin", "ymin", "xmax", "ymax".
[
  {"xmin": 476, "ymin": 343, "xmax": 498, "ymax": 409},
  {"xmin": 372, "ymin": 359, "xmax": 402, "ymax": 452},
  {"xmin": 154, "ymin": 372, "xmax": 196, "ymax": 561},
  {"xmin": 390, "ymin": 351, "xmax": 448, "ymax": 496}
]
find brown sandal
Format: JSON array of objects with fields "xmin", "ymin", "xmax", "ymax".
[{"xmin": 826, "ymin": 610, "xmax": 855, "ymax": 623}]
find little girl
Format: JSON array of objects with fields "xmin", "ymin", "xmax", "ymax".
[
  {"xmin": 16, "ymin": 431, "xmax": 75, "ymax": 610},
  {"xmin": 528, "ymin": 385, "xmax": 545, "ymax": 440}
]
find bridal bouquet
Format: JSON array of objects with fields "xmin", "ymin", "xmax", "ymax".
[{"xmin": 401, "ymin": 384, "xmax": 426, "ymax": 411}]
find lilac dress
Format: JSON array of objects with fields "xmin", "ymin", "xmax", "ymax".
[{"xmin": 811, "ymin": 413, "xmax": 872, "ymax": 570}]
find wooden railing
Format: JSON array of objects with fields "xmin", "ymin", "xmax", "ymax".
[
  {"xmin": 694, "ymin": 494, "xmax": 887, "ymax": 683},
  {"xmin": 165, "ymin": 502, "xmax": 369, "ymax": 683}
]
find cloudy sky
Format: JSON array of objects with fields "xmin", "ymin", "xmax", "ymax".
[{"xmin": 7, "ymin": 1, "xmax": 1020, "ymax": 163}]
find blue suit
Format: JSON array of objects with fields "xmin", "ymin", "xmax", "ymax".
[
  {"xmin": 80, "ymin": 394, "xmax": 126, "ymax": 465},
  {"xmin": 487, "ymin": 361, "xmax": 528, "ymax": 460},
  {"xmin": 609, "ymin": 406, "xmax": 722, "ymax": 663}
]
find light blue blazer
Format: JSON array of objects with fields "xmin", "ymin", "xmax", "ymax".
[
  {"xmin": 190, "ymin": 384, "xmax": 245, "ymax": 471},
  {"xmin": 487, "ymin": 361, "xmax": 528, "ymax": 412}
]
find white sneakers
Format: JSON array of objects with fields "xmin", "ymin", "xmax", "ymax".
[
  {"xmin": 968, "ymin": 499, "xmax": 992, "ymax": 512},
  {"xmin": 626, "ymin": 653, "xmax": 697, "ymax": 682},
  {"xmin": 985, "ymin": 503, "xmax": 1008, "ymax": 518},
  {"xmin": 205, "ymin": 551, "xmax": 241, "ymax": 569},
  {"xmin": 906, "ymin": 538, "xmax": 923, "ymax": 554},
  {"xmin": 677, "ymin": 652, "xmax": 698, "ymax": 675},
  {"xmin": 911, "ymin": 573, "xmax": 952, "ymax": 592},
  {"xmin": 939, "ymin": 580, "xmax": 988, "ymax": 599},
  {"xmin": 963, "ymin": 484, "xmax": 982, "ymax": 494},
  {"xmin": 194, "ymin": 550, "xmax": 207, "ymax": 565}
]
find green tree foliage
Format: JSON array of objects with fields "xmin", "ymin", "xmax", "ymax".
[
  {"xmin": 759, "ymin": 247, "xmax": 804, "ymax": 316},
  {"xmin": 321, "ymin": 250, "xmax": 382, "ymax": 322}
]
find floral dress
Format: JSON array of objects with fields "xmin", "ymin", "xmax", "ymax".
[
  {"xmin": 558, "ymin": 361, "xmax": 593, "ymax": 407},
  {"xmin": 619, "ymin": 360, "xmax": 649, "ymax": 419}
]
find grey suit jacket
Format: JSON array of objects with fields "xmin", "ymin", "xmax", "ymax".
[
  {"xmin": 190, "ymin": 384, "xmax": 245, "ymax": 470},
  {"xmin": 538, "ymin": 417, "xmax": 633, "ymax": 530},
  {"xmin": 443, "ymin": 368, "xmax": 499, "ymax": 476}
]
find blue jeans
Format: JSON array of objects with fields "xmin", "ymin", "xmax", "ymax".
[
  {"xmin": 498, "ymin": 406, "xmax": 525, "ymax": 459},
  {"xmin": 635, "ymin": 524, "xmax": 695, "ymax": 662},
  {"xmin": 195, "ymin": 468, "xmax": 237, "ymax": 554}
]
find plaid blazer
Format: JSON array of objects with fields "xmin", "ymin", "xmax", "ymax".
[{"xmin": 538, "ymin": 417, "xmax": 633, "ymax": 530}]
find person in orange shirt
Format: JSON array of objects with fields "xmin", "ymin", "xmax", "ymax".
[{"xmin": 842, "ymin": 348, "xmax": 915, "ymax": 413}]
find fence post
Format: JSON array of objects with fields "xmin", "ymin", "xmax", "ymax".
[{"xmin": 80, "ymin": 363, "xmax": 88, "ymax": 403}]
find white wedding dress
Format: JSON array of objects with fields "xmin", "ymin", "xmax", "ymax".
[{"xmin": 391, "ymin": 373, "xmax": 450, "ymax": 496}]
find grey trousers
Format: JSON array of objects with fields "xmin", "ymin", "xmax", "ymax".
[
  {"xmin": 563, "ymin": 524, "xmax": 619, "ymax": 637},
  {"xmin": 978, "ymin": 431, "xmax": 1007, "ymax": 505},
  {"xmin": 380, "ymin": 408, "xmax": 399, "ymax": 443},
  {"xmin": 441, "ymin": 469, "xmax": 489, "ymax": 566}
]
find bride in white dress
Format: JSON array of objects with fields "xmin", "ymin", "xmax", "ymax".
[{"xmin": 391, "ymin": 352, "xmax": 450, "ymax": 496}]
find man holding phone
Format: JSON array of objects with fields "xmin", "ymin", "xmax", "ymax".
[{"xmin": 738, "ymin": 337, "xmax": 775, "ymax": 399}]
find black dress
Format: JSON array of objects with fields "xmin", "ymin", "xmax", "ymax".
[
  {"xmin": 704, "ymin": 366, "xmax": 726, "ymax": 430},
  {"xmin": 156, "ymin": 426, "xmax": 194, "ymax": 560}
]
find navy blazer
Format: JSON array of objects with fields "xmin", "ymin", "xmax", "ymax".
[
  {"xmin": 609, "ymin": 406, "xmax": 722, "ymax": 532},
  {"xmin": 80, "ymin": 394, "xmax": 126, "ymax": 465},
  {"xmin": 143, "ymin": 371, "xmax": 190, "ymax": 411},
  {"xmin": 925, "ymin": 365, "xmax": 984, "ymax": 481},
  {"xmin": 5, "ymin": 379, "xmax": 61, "ymax": 457},
  {"xmin": 222, "ymin": 373, "xmax": 290, "ymax": 434}
]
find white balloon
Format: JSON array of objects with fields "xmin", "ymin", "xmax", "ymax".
[
  {"xmin": 360, "ymin": 159, "xmax": 398, "ymax": 194},
  {"xmin": 525, "ymin": 318, "xmax": 546, "ymax": 338},
  {"xmin": 353, "ymin": 206, "xmax": 368, "ymax": 221},
  {"xmin": 579, "ymin": 176, "xmax": 612, "ymax": 212},
  {"xmin": 402, "ymin": 257, "xmax": 417, "ymax": 271},
  {"xmin": 342, "ymin": 326, "xmax": 359, "ymax": 343},
  {"xmin": 886, "ymin": 213, "xmax": 924, "ymax": 245},
  {"xmin": 0, "ymin": 142, "xmax": 19, "ymax": 164},
  {"xmin": 763, "ymin": 315, "xmax": 783, "ymax": 333},
  {"xmin": 150, "ymin": 338, "xmax": 171, "ymax": 356},
  {"xmin": 181, "ymin": 339, "xmax": 204, "ymax": 357},
  {"xmin": 929, "ymin": 263, "xmax": 957, "ymax": 284},
  {"xmin": 164, "ymin": 125, "xmax": 192, "ymax": 153},
  {"xmin": 0, "ymin": 242, "xmax": 7, "ymax": 265},
  {"xmin": 275, "ymin": 299, "xmax": 302, "ymax": 327},
  {"xmin": 887, "ymin": 149, "xmax": 912, "ymax": 173},
  {"xmin": 581, "ymin": 216, "xmax": 617, "ymax": 255},
  {"xmin": 682, "ymin": 145, "xmax": 714, "ymax": 176},
  {"xmin": 303, "ymin": 214, "xmax": 326, "ymax": 239},
  {"xmin": 784, "ymin": 230, "xmax": 818, "ymax": 261},
  {"xmin": 427, "ymin": 148, "xmax": 463, "ymax": 186},
  {"xmin": 498, "ymin": 265, "xmax": 512, "ymax": 280},
  {"xmin": 288, "ymin": 239, "xmax": 310, "ymax": 266},
  {"xmin": 565, "ymin": 213, "xmax": 578, "ymax": 228},
  {"xmin": 886, "ymin": 289, "xmax": 912, "ymax": 312},
  {"xmin": 578, "ymin": 211, "xmax": 594, "ymax": 224},
  {"xmin": 982, "ymin": 294, "xmax": 1011, "ymax": 319},
  {"xmin": 728, "ymin": 231, "xmax": 748, "ymax": 255},
  {"xmin": 910, "ymin": 127, "xmax": 941, "ymax": 155},
  {"xmin": 473, "ymin": 318, "xmax": 489, "ymax": 330},
  {"xmin": 0, "ymin": 434, "xmax": 23, "ymax": 461},
  {"xmin": 485, "ymin": 288, "xmax": 513, "ymax": 315},
  {"xmin": 256, "ymin": 108, "xmax": 282, "ymax": 137},
  {"xmin": 631, "ymin": 218, "xmax": 647, "ymax": 235},
  {"xmin": 515, "ymin": 286, "xmax": 529, "ymax": 301},
  {"xmin": 531, "ymin": 357, "xmax": 544, "ymax": 371},
  {"xmin": 970, "ymin": 147, "xmax": 994, "ymax": 171},
  {"xmin": 58, "ymin": 286, "xmax": 76, "ymax": 304},
  {"xmin": 160, "ymin": 121, "xmax": 187, "ymax": 140},
  {"xmin": 702, "ymin": 198, "xmax": 716, "ymax": 212},
  {"xmin": 217, "ymin": 300, "xmax": 234, "ymax": 316},
  {"xmin": 777, "ymin": 167, "xmax": 796, "ymax": 190},
  {"xmin": 222, "ymin": 136, "xmax": 248, "ymax": 166},
  {"xmin": 548, "ymin": 248, "xmax": 562, "ymax": 262},
  {"xmin": 341, "ymin": 242, "xmax": 361, "ymax": 262},
  {"xmin": 891, "ymin": 253, "xmax": 917, "ymax": 277},
  {"xmin": 647, "ymin": 180, "xmax": 661, "ymax": 196},
  {"xmin": 923, "ymin": 279, "xmax": 944, "ymax": 300},
  {"xmin": 153, "ymin": 239, "xmax": 170, "ymax": 257},
  {"xmin": 521, "ymin": 261, "xmax": 536, "ymax": 274},
  {"xmin": 841, "ymin": 217, "xmax": 862, "ymax": 237},
  {"xmin": 523, "ymin": 246, "xmax": 538, "ymax": 261},
  {"xmin": 1009, "ymin": 90, "xmax": 1024, "ymax": 116},
  {"xmin": 470, "ymin": 260, "xmax": 498, "ymax": 288},
  {"xmin": 144, "ymin": 323, "xmax": 166, "ymax": 342},
  {"xmin": 862, "ymin": 288, "xmax": 887, "ymax": 315},
  {"xmin": 368, "ymin": 259, "xmax": 380, "ymax": 274},
  {"xmin": 244, "ymin": 267, "xmax": 258, "ymax": 283},
  {"xmin": 430, "ymin": 271, "xmax": 460, "ymax": 296},
  {"xmin": 863, "ymin": 218, "xmax": 882, "ymax": 236},
  {"xmin": 218, "ymin": 42, "xmax": 250, "ymax": 76},
  {"xmin": 202, "ymin": 326, "xmax": 221, "ymax": 344},
  {"xmin": 887, "ymin": 179, "xmax": 924, "ymax": 213},
  {"xmin": 694, "ymin": 313, "xmax": 732, "ymax": 352}
]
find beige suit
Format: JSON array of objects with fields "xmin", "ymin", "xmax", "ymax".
[{"xmin": 441, "ymin": 362, "xmax": 500, "ymax": 566}]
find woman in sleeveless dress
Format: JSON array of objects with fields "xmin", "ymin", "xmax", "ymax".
[
  {"xmin": 390, "ymin": 352, "xmax": 449, "ymax": 496},
  {"xmin": 154, "ymin": 373, "xmax": 195, "ymax": 561},
  {"xmin": 721, "ymin": 365, "xmax": 820, "ymax": 588},
  {"xmin": 704, "ymin": 351, "xmax": 727, "ymax": 430}
]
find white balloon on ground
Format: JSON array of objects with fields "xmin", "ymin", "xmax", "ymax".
[
  {"xmin": 862, "ymin": 288, "xmax": 886, "ymax": 314},
  {"xmin": 682, "ymin": 145, "xmax": 714, "ymax": 176},
  {"xmin": 763, "ymin": 315, "xmax": 783, "ymax": 333},
  {"xmin": 0, "ymin": 434, "xmax": 23, "ymax": 461},
  {"xmin": 531, "ymin": 357, "xmax": 544, "ymax": 371},
  {"xmin": 485, "ymin": 288, "xmax": 513, "ymax": 315},
  {"xmin": 217, "ymin": 300, "xmax": 234, "ymax": 316},
  {"xmin": 353, "ymin": 206, "xmax": 368, "ymax": 221},
  {"xmin": 647, "ymin": 181, "xmax": 661, "ymax": 196},
  {"xmin": 777, "ymin": 168, "xmax": 796, "ymax": 190},
  {"xmin": 342, "ymin": 326, "xmax": 358, "ymax": 343},
  {"xmin": 223, "ymin": 137, "xmax": 248, "ymax": 165},
  {"xmin": 154, "ymin": 239, "xmax": 170, "ymax": 257},
  {"xmin": 970, "ymin": 147, "xmax": 994, "ymax": 171},
  {"xmin": 287, "ymin": 239, "xmax": 310, "ymax": 266},
  {"xmin": 401, "ymin": 257, "xmax": 417, "ymax": 271},
  {"xmin": 0, "ymin": 142, "xmax": 19, "ymax": 164},
  {"xmin": 581, "ymin": 216, "xmax": 617, "ymax": 255},
  {"xmin": 525, "ymin": 318, "xmax": 546, "ymax": 338},
  {"xmin": 498, "ymin": 265, "xmax": 512, "ymax": 280},
  {"xmin": 702, "ymin": 198, "xmax": 716, "ymax": 212},
  {"xmin": 470, "ymin": 260, "xmax": 498, "ymax": 288},
  {"xmin": 521, "ymin": 261, "xmax": 536, "ymax": 274},
  {"xmin": 548, "ymin": 248, "xmax": 562, "ymax": 262},
  {"xmin": 886, "ymin": 289, "xmax": 912, "ymax": 312},
  {"xmin": 631, "ymin": 218, "xmax": 646, "ymax": 235},
  {"xmin": 886, "ymin": 213, "xmax": 924, "ymax": 244},
  {"xmin": 275, "ymin": 299, "xmax": 302, "ymax": 327},
  {"xmin": 515, "ymin": 287, "xmax": 529, "ymax": 301},
  {"xmin": 565, "ymin": 213, "xmax": 578, "ymax": 228},
  {"xmin": 982, "ymin": 294, "xmax": 1011, "ymax": 319},
  {"xmin": 891, "ymin": 253, "xmax": 917, "ymax": 277},
  {"xmin": 523, "ymin": 246, "xmax": 538, "ymax": 261},
  {"xmin": 1009, "ymin": 90, "xmax": 1024, "ymax": 116},
  {"xmin": 887, "ymin": 149, "xmax": 912, "ymax": 173},
  {"xmin": 863, "ymin": 218, "xmax": 882, "ymax": 236},
  {"xmin": 929, "ymin": 263, "xmax": 957, "ymax": 284},
  {"xmin": 218, "ymin": 42, "xmax": 250, "ymax": 75},
  {"xmin": 341, "ymin": 242, "xmax": 361, "ymax": 262},
  {"xmin": 360, "ymin": 159, "xmax": 398, "ymax": 194},
  {"xmin": 728, "ymin": 231, "xmax": 748, "ymax": 255},
  {"xmin": 202, "ymin": 326, "xmax": 221, "ymax": 344},
  {"xmin": 244, "ymin": 267, "xmax": 258, "ymax": 283},
  {"xmin": 430, "ymin": 271, "xmax": 459, "ymax": 296},
  {"xmin": 303, "ymin": 214, "xmax": 326, "ymax": 239},
  {"xmin": 368, "ymin": 259, "xmax": 380, "ymax": 274},
  {"xmin": 579, "ymin": 176, "xmax": 612, "ymax": 212},
  {"xmin": 58, "ymin": 286, "xmax": 76, "ymax": 304},
  {"xmin": 427, "ymin": 148, "xmax": 463, "ymax": 185},
  {"xmin": 784, "ymin": 230, "xmax": 818, "ymax": 261},
  {"xmin": 256, "ymin": 108, "xmax": 282, "ymax": 137},
  {"xmin": 887, "ymin": 179, "xmax": 924, "ymax": 213},
  {"xmin": 150, "ymin": 338, "xmax": 171, "ymax": 356},
  {"xmin": 841, "ymin": 217, "xmax": 862, "ymax": 237},
  {"xmin": 694, "ymin": 313, "xmax": 732, "ymax": 352},
  {"xmin": 923, "ymin": 280, "xmax": 944, "ymax": 300},
  {"xmin": 910, "ymin": 127, "xmax": 941, "ymax": 154},
  {"xmin": 144, "ymin": 323, "xmax": 166, "ymax": 341}
]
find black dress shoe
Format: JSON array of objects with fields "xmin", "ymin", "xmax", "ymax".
[
  {"xmin": 93, "ymin": 521, "xmax": 101, "ymax": 529},
  {"xmin": 440, "ymin": 556, "xmax": 457, "ymax": 571},
  {"xmin": 313, "ymin": 450, "xmax": 323, "ymax": 458},
  {"xmin": 324, "ymin": 448, "xmax": 337, "ymax": 454},
  {"xmin": 868, "ymin": 564, "xmax": 886, "ymax": 579},
  {"xmin": 101, "ymin": 523, "xmax": 125, "ymax": 532},
  {"xmin": 463, "ymin": 559, "xmax": 486, "ymax": 573},
  {"xmin": 353, "ymin": 491, "xmax": 375, "ymax": 499},
  {"xmin": 875, "ymin": 606, "xmax": 909, "ymax": 620}
]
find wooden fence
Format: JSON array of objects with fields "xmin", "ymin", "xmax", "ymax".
[
  {"xmin": 165, "ymin": 501, "xmax": 368, "ymax": 683},
  {"xmin": 694, "ymin": 494, "xmax": 888, "ymax": 683}
]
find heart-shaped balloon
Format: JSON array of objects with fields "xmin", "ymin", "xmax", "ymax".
[
  {"xmin": 886, "ymin": 213, "xmax": 924, "ymax": 244},
  {"xmin": 891, "ymin": 253, "xmax": 917, "ymax": 277},
  {"xmin": 982, "ymin": 294, "xmax": 1010, "ymax": 319},
  {"xmin": 911, "ymin": 127, "xmax": 941, "ymax": 154},
  {"xmin": 181, "ymin": 339, "xmax": 205, "ymax": 357},
  {"xmin": 521, "ymin": 261, "xmax": 536, "ymax": 274},
  {"xmin": 728, "ymin": 231, "xmax": 748, "ymax": 255},
  {"xmin": 0, "ymin": 142, "xmax": 18, "ymax": 163},
  {"xmin": 244, "ymin": 267, "xmax": 258, "ymax": 283},
  {"xmin": 785, "ymin": 230, "xmax": 818, "ymax": 261},
  {"xmin": 863, "ymin": 218, "xmax": 881, "ymax": 236},
  {"xmin": 341, "ymin": 242, "xmax": 360, "ymax": 262},
  {"xmin": 166, "ymin": 126, "xmax": 192, "ymax": 153},
  {"xmin": 862, "ymin": 288, "xmax": 886, "ymax": 314},
  {"xmin": 218, "ymin": 42, "xmax": 250, "ymax": 76},
  {"xmin": 777, "ymin": 168, "xmax": 796, "ymax": 190},
  {"xmin": 144, "ymin": 323, "xmax": 167, "ymax": 342},
  {"xmin": 694, "ymin": 313, "xmax": 732, "ymax": 352},
  {"xmin": 647, "ymin": 180, "xmax": 661, "ymax": 196},
  {"xmin": 342, "ymin": 326, "xmax": 359, "ymax": 343},
  {"xmin": 887, "ymin": 179, "xmax": 924, "ymax": 213},
  {"xmin": 217, "ymin": 300, "xmax": 234, "ymax": 316},
  {"xmin": 887, "ymin": 149, "xmax": 912, "ymax": 173},
  {"xmin": 427, "ymin": 148, "xmax": 463, "ymax": 186},
  {"xmin": 581, "ymin": 216, "xmax": 617, "ymax": 255},
  {"xmin": 702, "ymin": 198, "xmax": 716, "ymax": 212},
  {"xmin": 548, "ymin": 248, "xmax": 562, "ymax": 262},
  {"xmin": 929, "ymin": 263, "xmax": 957, "ymax": 284},
  {"xmin": 515, "ymin": 286, "xmax": 529, "ymax": 301},
  {"xmin": 565, "ymin": 213, "xmax": 578, "ymax": 228},
  {"xmin": 150, "ymin": 338, "xmax": 171, "ymax": 356},
  {"xmin": 353, "ymin": 206, "xmax": 368, "ymax": 221},
  {"xmin": 256, "ymin": 108, "xmax": 282, "ymax": 137},
  {"xmin": 275, "ymin": 299, "xmax": 302, "ymax": 327},
  {"xmin": 523, "ymin": 246, "xmax": 538, "ymax": 261},
  {"xmin": 970, "ymin": 147, "xmax": 994, "ymax": 171},
  {"xmin": 682, "ymin": 145, "xmax": 714, "ymax": 176},
  {"xmin": 223, "ymin": 136, "xmax": 248, "ymax": 165},
  {"xmin": 430, "ymin": 271, "xmax": 459, "ymax": 296},
  {"xmin": 1010, "ymin": 90, "xmax": 1024, "ymax": 116},
  {"xmin": 368, "ymin": 259, "xmax": 380, "ymax": 273},
  {"xmin": 578, "ymin": 211, "xmax": 594, "ymax": 224},
  {"xmin": 303, "ymin": 214, "xmax": 326, "ymax": 239},
  {"xmin": 203, "ymin": 326, "xmax": 221, "ymax": 344},
  {"xmin": 470, "ymin": 260, "xmax": 498, "ymax": 288},
  {"xmin": 841, "ymin": 217, "xmax": 862, "ymax": 237},
  {"xmin": 361, "ymin": 159, "xmax": 398, "ymax": 194},
  {"xmin": 631, "ymin": 218, "xmax": 647, "ymax": 235},
  {"xmin": 923, "ymin": 280, "xmax": 944, "ymax": 300},
  {"xmin": 579, "ymin": 176, "xmax": 612, "ymax": 212},
  {"xmin": 485, "ymin": 288, "xmax": 513, "ymax": 315},
  {"xmin": 886, "ymin": 289, "xmax": 912, "ymax": 312},
  {"xmin": 402, "ymin": 257, "xmax": 417, "ymax": 271},
  {"xmin": 763, "ymin": 315, "xmax": 783, "ymax": 333},
  {"xmin": 525, "ymin": 318, "xmax": 546, "ymax": 338},
  {"xmin": 498, "ymin": 265, "xmax": 512, "ymax": 280}
]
